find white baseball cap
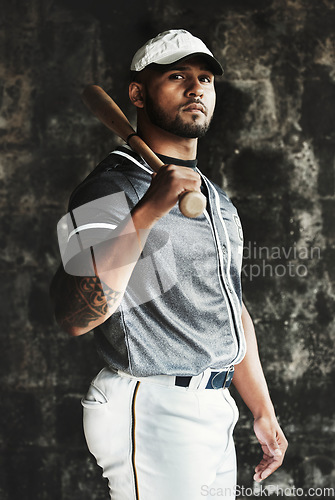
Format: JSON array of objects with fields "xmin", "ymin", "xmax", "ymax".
[{"xmin": 130, "ymin": 29, "xmax": 223, "ymax": 75}]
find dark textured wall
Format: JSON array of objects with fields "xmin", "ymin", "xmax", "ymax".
[{"xmin": 1, "ymin": 0, "xmax": 334, "ymax": 498}]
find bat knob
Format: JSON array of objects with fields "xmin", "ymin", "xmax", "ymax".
[{"xmin": 178, "ymin": 191, "xmax": 207, "ymax": 218}]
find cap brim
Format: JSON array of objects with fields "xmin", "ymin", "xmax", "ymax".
[
  {"xmin": 152, "ymin": 52, "xmax": 223, "ymax": 75},
  {"xmin": 177, "ymin": 53, "xmax": 223, "ymax": 75}
]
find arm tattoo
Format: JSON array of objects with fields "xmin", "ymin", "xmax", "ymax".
[{"xmin": 58, "ymin": 274, "xmax": 122, "ymax": 330}]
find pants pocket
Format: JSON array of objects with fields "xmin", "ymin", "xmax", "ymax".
[{"xmin": 81, "ymin": 383, "xmax": 108, "ymax": 409}]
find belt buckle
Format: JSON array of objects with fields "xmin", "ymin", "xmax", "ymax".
[
  {"xmin": 211, "ymin": 366, "xmax": 234, "ymax": 389},
  {"xmin": 223, "ymin": 365, "xmax": 234, "ymax": 389}
]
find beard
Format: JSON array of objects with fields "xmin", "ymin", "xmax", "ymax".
[{"xmin": 145, "ymin": 93, "xmax": 212, "ymax": 139}]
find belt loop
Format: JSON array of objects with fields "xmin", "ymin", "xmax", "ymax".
[{"xmin": 187, "ymin": 372, "xmax": 203, "ymax": 390}]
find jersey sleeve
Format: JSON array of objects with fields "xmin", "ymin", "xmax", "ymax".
[{"xmin": 57, "ymin": 166, "xmax": 140, "ymax": 276}]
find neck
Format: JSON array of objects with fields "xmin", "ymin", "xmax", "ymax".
[{"xmin": 137, "ymin": 117, "xmax": 198, "ymax": 161}]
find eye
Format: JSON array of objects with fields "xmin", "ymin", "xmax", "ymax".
[
  {"xmin": 199, "ymin": 75, "xmax": 213, "ymax": 83},
  {"xmin": 168, "ymin": 73, "xmax": 184, "ymax": 80}
]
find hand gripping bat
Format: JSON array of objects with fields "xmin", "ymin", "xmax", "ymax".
[{"xmin": 81, "ymin": 85, "xmax": 206, "ymax": 218}]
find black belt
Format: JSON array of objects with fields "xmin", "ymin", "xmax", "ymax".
[{"xmin": 175, "ymin": 366, "xmax": 234, "ymax": 390}]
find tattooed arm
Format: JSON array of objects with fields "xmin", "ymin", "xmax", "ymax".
[
  {"xmin": 50, "ymin": 269, "xmax": 123, "ymax": 336},
  {"xmin": 50, "ymin": 203, "xmax": 155, "ymax": 336}
]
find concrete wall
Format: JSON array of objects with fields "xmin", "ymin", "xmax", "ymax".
[{"xmin": 1, "ymin": 0, "xmax": 334, "ymax": 498}]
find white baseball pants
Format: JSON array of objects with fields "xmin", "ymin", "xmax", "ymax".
[{"xmin": 82, "ymin": 367, "xmax": 239, "ymax": 500}]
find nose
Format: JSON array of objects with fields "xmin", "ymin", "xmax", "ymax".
[{"xmin": 185, "ymin": 78, "xmax": 203, "ymax": 98}]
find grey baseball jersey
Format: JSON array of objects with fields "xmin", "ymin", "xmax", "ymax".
[{"xmin": 62, "ymin": 146, "xmax": 246, "ymax": 376}]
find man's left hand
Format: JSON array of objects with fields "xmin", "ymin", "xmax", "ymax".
[{"xmin": 253, "ymin": 415, "xmax": 288, "ymax": 482}]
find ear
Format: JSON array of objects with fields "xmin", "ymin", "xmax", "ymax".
[{"xmin": 129, "ymin": 82, "xmax": 145, "ymax": 109}]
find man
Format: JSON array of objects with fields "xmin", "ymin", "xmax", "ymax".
[{"xmin": 50, "ymin": 29, "xmax": 287, "ymax": 500}]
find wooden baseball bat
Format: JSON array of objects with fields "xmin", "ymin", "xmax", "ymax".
[{"xmin": 81, "ymin": 85, "xmax": 206, "ymax": 218}]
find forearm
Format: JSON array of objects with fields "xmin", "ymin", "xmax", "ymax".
[
  {"xmin": 234, "ymin": 303, "xmax": 288, "ymax": 481},
  {"xmin": 50, "ymin": 203, "xmax": 156, "ymax": 336},
  {"xmin": 233, "ymin": 302, "xmax": 276, "ymax": 420}
]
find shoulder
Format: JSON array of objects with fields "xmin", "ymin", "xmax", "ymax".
[{"xmin": 68, "ymin": 147, "xmax": 152, "ymax": 211}]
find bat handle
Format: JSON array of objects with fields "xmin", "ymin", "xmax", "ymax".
[{"xmin": 128, "ymin": 135, "xmax": 206, "ymax": 218}]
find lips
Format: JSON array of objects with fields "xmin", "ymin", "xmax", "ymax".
[{"xmin": 183, "ymin": 103, "xmax": 206, "ymax": 114}]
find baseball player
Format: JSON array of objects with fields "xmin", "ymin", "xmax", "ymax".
[{"xmin": 50, "ymin": 29, "xmax": 287, "ymax": 500}]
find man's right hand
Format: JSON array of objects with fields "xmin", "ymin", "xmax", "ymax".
[{"xmin": 133, "ymin": 164, "xmax": 202, "ymax": 225}]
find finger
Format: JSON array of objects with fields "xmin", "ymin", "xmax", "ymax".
[
  {"xmin": 254, "ymin": 456, "xmax": 271, "ymax": 473},
  {"xmin": 254, "ymin": 459, "xmax": 274, "ymax": 474},
  {"xmin": 256, "ymin": 463, "xmax": 278, "ymax": 482},
  {"xmin": 254, "ymin": 455, "xmax": 283, "ymax": 482},
  {"xmin": 253, "ymin": 471, "xmax": 263, "ymax": 482}
]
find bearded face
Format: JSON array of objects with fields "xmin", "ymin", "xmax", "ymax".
[
  {"xmin": 139, "ymin": 57, "xmax": 216, "ymax": 139},
  {"xmin": 145, "ymin": 90, "xmax": 214, "ymax": 139}
]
